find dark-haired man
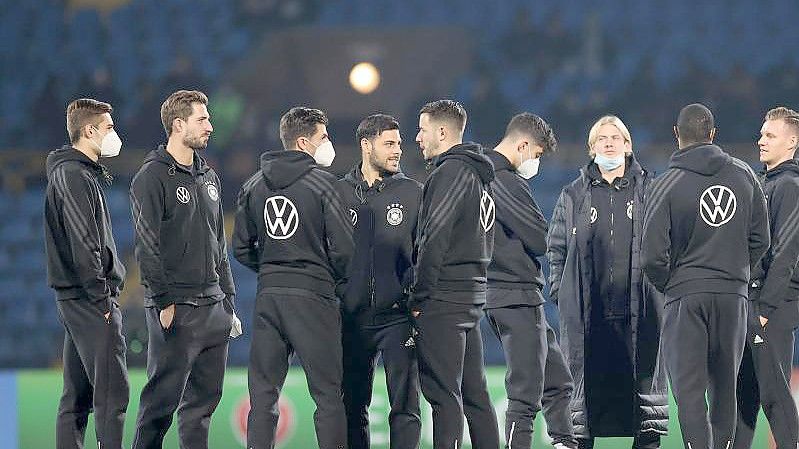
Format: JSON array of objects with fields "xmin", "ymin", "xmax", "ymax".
[
  {"xmin": 337, "ymin": 113, "xmax": 423, "ymax": 449},
  {"xmin": 233, "ymin": 106, "xmax": 353, "ymax": 449},
  {"xmin": 45, "ymin": 98, "xmax": 128, "ymax": 449},
  {"xmin": 642, "ymin": 103, "xmax": 770, "ymax": 449}
]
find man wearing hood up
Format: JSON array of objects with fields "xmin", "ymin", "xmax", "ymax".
[
  {"xmin": 45, "ymin": 98, "xmax": 128, "ymax": 449},
  {"xmin": 410, "ymin": 99, "xmax": 500, "ymax": 449},
  {"xmin": 233, "ymin": 106, "xmax": 353, "ymax": 449},
  {"xmin": 735, "ymin": 106, "xmax": 799, "ymax": 449},
  {"xmin": 130, "ymin": 90, "xmax": 237, "ymax": 449},
  {"xmin": 642, "ymin": 103, "xmax": 770, "ymax": 449}
]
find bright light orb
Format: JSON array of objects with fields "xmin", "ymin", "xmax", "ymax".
[{"xmin": 349, "ymin": 62, "xmax": 380, "ymax": 95}]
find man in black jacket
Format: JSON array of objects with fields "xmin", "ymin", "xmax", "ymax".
[
  {"xmin": 410, "ymin": 99, "xmax": 499, "ymax": 449},
  {"xmin": 45, "ymin": 98, "xmax": 128, "ymax": 449},
  {"xmin": 233, "ymin": 107, "xmax": 353, "ymax": 449},
  {"xmin": 642, "ymin": 104, "xmax": 770, "ymax": 449},
  {"xmin": 131, "ymin": 90, "xmax": 237, "ymax": 449},
  {"xmin": 337, "ymin": 114, "xmax": 422, "ymax": 449},
  {"xmin": 735, "ymin": 106, "xmax": 799, "ymax": 449},
  {"xmin": 483, "ymin": 112, "xmax": 561, "ymax": 449}
]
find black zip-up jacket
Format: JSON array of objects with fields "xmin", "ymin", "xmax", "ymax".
[
  {"xmin": 642, "ymin": 143, "xmax": 770, "ymax": 301},
  {"xmin": 337, "ymin": 165, "xmax": 423, "ymax": 326},
  {"xmin": 410, "ymin": 142, "xmax": 496, "ymax": 306},
  {"xmin": 130, "ymin": 146, "xmax": 235, "ymax": 309},
  {"xmin": 45, "ymin": 146, "xmax": 126, "ymax": 309},
  {"xmin": 233, "ymin": 150, "xmax": 353, "ymax": 300},
  {"xmin": 751, "ymin": 159, "xmax": 799, "ymax": 318},
  {"xmin": 484, "ymin": 150, "xmax": 546, "ymax": 308}
]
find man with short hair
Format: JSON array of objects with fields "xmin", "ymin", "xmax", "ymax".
[
  {"xmin": 131, "ymin": 90, "xmax": 237, "ymax": 449},
  {"xmin": 735, "ymin": 106, "xmax": 799, "ymax": 449},
  {"xmin": 233, "ymin": 107, "xmax": 353, "ymax": 449},
  {"xmin": 337, "ymin": 113, "xmax": 423, "ymax": 449},
  {"xmin": 481, "ymin": 112, "xmax": 561, "ymax": 449},
  {"xmin": 45, "ymin": 98, "xmax": 128, "ymax": 449},
  {"xmin": 410, "ymin": 99, "xmax": 499, "ymax": 449},
  {"xmin": 642, "ymin": 103, "xmax": 770, "ymax": 449}
]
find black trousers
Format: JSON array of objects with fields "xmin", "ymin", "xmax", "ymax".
[
  {"xmin": 484, "ymin": 305, "xmax": 546, "ymax": 449},
  {"xmin": 342, "ymin": 318, "xmax": 421, "ymax": 449},
  {"xmin": 56, "ymin": 298, "xmax": 129, "ymax": 449},
  {"xmin": 133, "ymin": 301, "xmax": 231, "ymax": 449},
  {"xmin": 540, "ymin": 320, "xmax": 577, "ymax": 448},
  {"xmin": 662, "ymin": 293, "xmax": 747, "ymax": 449},
  {"xmin": 247, "ymin": 288, "xmax": 347, "ymax": 449},
  {"xmin": 414, "ymin": 299, "xmax": 499, "ymax": 449},
  {"xmin": 576, "ymin": 433, "xmax": 660, "ymax": 449},
  {"xmin": 734, "ymin": 298, "xmax": 799, "ymax": 449}
]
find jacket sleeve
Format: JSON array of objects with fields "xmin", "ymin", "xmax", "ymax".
[
  {"xmin": 52, "ymin": 167, "xmax": 111, "ymax": 309},
  {"xmin": 130, "ymin": 169, "xmax": 173, "ymax": 309},
  {"xmin": 748, "ymin": 176, "xmax": 771, "ymax": 281},
  {"xmin": 545, "ymin": 190, "xmax": 568, "ymax": 304},
  {"xmin": 640, "ymin": 176, "xmax": 673, "ymax": 293},
  {"xmin": 232, "ymin": 184, "xmax": 260, "ymax": 273},
  {"xmin": 493, "ymin": 174, "xmax": 548, "ymax": 257},
  {"xmin": 757, "ymin": 181, "xmax": 799, "ymax": 318},
  {"xmin": 213, "ymin": 177, "xmax": 236, "ymax": 306},
  {"xmin": 411, "ymin": 165, "xmax": 471, "ymax": 303},
  {"xmin": 322, "ymin": 182, "xmax": 355, "ymax": 290}
]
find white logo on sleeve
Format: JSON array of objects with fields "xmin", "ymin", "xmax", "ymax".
[
  {"xmin": 386, "ymin": 203, "xmax": 404, "ymax": 226},
  {"xmin": 480, "ymin": 190, "xmax": 495, "ymax": 232},
  {"xmin": 264, "ymin": 195, "xmax": 299, "ymax": 239},
  {"xmin": 349, "ymin": 208, "xmax": 358, "ymax": 226},
  {"xmin": 176, "ymin": 186, "xmax": 190, "ymax": 204},
  {"xmin": 206, "ymin": 183, "xmax": 219, "ymax": 201},
  {"xmin": 699, "ymin": 185, "xmax": 737, "ymax": 227}
]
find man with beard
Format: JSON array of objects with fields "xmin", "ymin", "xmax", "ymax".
[
  {"xmin": 735, "ymin": 106, "xmax": 799, "ymax": 449},
  {"xmin": 131, "ymin": 90, "xmax": 238, "ymax": 449},
  {"xmin": 410, "ymin": 99, "xmax": 499, "ymax": 449},
  {"xmin": 337, "ymin": 113, "xmax": 422, "ymax": 449}
]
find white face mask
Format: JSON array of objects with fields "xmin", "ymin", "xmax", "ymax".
[
  {"xmin": 311, "ymin": 140, "xmax": 336, "ymax": 167},
  {"xmin": 91, "ymin": 126, "xmax": 123, "ymax": 158},
  {"xmin": 517, "ymin": 157, "xmax": 540, "ymax": 179}
]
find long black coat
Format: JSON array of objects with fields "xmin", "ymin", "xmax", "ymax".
[{"xmin": 546, "ymin": 158, "xmax": 668, "ymax": 438}]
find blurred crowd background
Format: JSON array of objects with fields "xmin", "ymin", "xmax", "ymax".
[{"xmin": 1, "ymin": 0, "xmax": 798, "ymax": 367}]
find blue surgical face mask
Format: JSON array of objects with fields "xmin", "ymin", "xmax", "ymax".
[{"xmin": 594, "ymin": 153, "xmax": 625, "ymax": 171}]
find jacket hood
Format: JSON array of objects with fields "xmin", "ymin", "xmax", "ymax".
[
  {"xmin": 764, "ymin": 158, "xmax": 799, "ymax": 180},
  {"xmin": 343, "ymin": 163, "xmax": 409, "ymax": 187},
  {"xmin": 143, "ymin": 145, "xmax": 211, "ymax": 175},
  {"xmin": 260, "ymin": 149, "xmax": 316, "ymax": 189},
  {"xmin": 484, "ymin": 149, "xmax": 515, "ymax": 172},
  {"xmin": 435, "ymin": 142, "xmax": 495, "ymax": 184},
  {"xmin": 668, "ymin": 143, "xmax": 730, "ymax": 176},
  {"xmin": 46, "ymin": 145, "xmax": 111, "ymax": 184}
]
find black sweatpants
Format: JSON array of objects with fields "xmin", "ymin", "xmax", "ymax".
[
  {"xmin": 133, "ymin": 300, "xmax": 231, "ymax": 449},
  {"xmin": 662, "ymin": 293, "xmax": 747, "ymax": 449},
  {"xmin": 484, "ymin": 305, "xmax": 546, "ymax": 449},
  {"xmin": 247, "ymin": 287, "xmax": 347, "ymax": 449},
  {"xmin": 414, "ymin": 299, "xmax": 499, "ymax": 449},
  {"xmin": 734, "ymin": 298, "xmax": 799, "ymax": 449},
  {"xmin": 342, "ymin": 319, "xmax": 421, "ymax": 449},
  {"xmin": 540, "ymin": 320, "xmax": 577, "ymax": 448},
  {"xmin": 56, "ymin": 298, "xmax": 129, "ymax": 449}
]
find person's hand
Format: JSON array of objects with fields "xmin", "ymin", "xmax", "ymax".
[
  {"xmin": 759, "ymin": 315, "xmax": 768, "ymax": 327},
  {"xmin": 411, "ymin": 310, "xmax": 421, "ymax": 318},
  {"xmin": 230, "ymin": 313, "xmax": 243, "ymax": 338},
  {"xmin": 160, "ymin": 304, "xmax": 176, "ymax": 329}
]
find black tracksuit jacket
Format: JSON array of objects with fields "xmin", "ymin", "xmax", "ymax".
[
  {"xmin": 337, "ymin": 165, "xmax": 423, "ymax": 326},
  {"xmin": 409, "ymin": 142, "xmax": 496, "ymax": 306},
  {"xmin": 484, "ymin": 150, "xmax": 547, "ymax": 307},
  {"xmin": 642, "ymin": 143, "xmax": 770, "ymax": 301},
  {"xmin": 751, "ymin": 159, "xmax": 799, "ymax": 318},
  {"xmin": 232, "ymin": 150, "xmax": 353, "ymax": 299},
  {"xmin": 130, "ymin": 146, "xmax": 235, "ymax": 309},
  {"xmin": 45, "ymin": 146, "xmax": 126, "ymax": 308}
]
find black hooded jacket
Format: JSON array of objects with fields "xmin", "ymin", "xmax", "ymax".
[
  {"xmin": 233, "ymin": 150, "xmax": 353, "ymax": 300},
  {"xmin": 484, "ymin": 149, "xmax": 546, "ymax": 308},
  {"xmin": 336, "ymin": 165, "xmax": 423, "ymax": 326},
  {"xmin": 751, "ymin": 159, "xmax": 799, "ymax": 317},
  {"xmin": 44, "ymin": 146, "xmax": 126, "ymax": 309},
  {"xmin": 129, "ymin": 145, "xmax": 235, "ymax": 309},
  {"xmin": 410, "ymin": 142, "xmax": 496, "ymax": 306},
  {"xmin": 642, "ymin": 143, "xmax": 770, "ymax": 300}
]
